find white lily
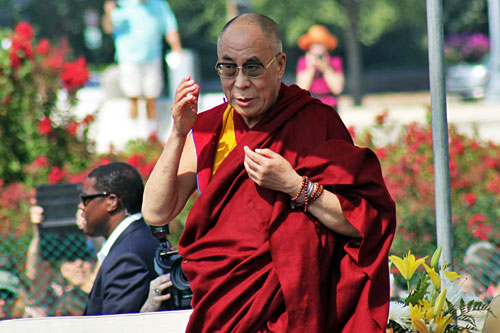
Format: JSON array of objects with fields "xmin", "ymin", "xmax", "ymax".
[{"xmin": 440, "ymin": 270, "xmax": 464, "ymax": 307}]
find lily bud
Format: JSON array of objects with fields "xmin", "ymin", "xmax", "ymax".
[
  {"xmin": 434, "ymin": 288, "xmax": 447, "ymax": 317},
  {"xmin": 431, "ymin": 246, "xmax": 442, "ymax": 268}
]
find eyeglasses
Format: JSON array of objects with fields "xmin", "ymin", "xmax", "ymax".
[
  {"xmin": 215, "ymin": 53, "xmax": 281, "ymax": 79},
  {"xmin": 79, "ymin": 192, "xmax": 110, "ymax": 207}
]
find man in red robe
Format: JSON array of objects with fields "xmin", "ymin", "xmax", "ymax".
[{"xmin": 143, "ymin": 13, "xmax": 396, "ymax": 332}]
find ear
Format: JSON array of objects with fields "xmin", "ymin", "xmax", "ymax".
[
  {"xmin": 277, "ymin": 53, "xmax": 286, "ymax": 80},
  {"xmin": 106, "ymin": 194, "xmax": 120, "ymax": 212}
]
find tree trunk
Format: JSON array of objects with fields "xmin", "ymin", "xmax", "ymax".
[{"xmin": 342, "ymin": 0, "xmax": 363, "ymax": 106}]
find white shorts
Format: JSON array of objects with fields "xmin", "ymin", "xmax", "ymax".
[{"xmin": 119, "ymin": 58, "xmax": 164, "ymax": 98}]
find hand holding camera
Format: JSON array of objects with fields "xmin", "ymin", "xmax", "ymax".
[{"xmin": 150, "ymin": 225, "xmax": 193, "ymax": 310}]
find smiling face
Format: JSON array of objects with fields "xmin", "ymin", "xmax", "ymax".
[{"xmin": 217, "ymin": 21, "xmax": 286, "ymax": 128}]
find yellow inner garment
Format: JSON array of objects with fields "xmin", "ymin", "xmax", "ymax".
[{"xmin": 213, "ymin": 105, "xmax": 237, "ymax": 174}]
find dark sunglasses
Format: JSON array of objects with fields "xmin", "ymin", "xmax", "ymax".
[
  {"xmin": 215, "ymin": 53, "xmax": 281, "ymax": 79},
  {"xmin": 79, "ymin": 192, "xmax": 110, "ymax": 207}
]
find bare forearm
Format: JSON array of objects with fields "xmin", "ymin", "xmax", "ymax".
[
  {"xmin": 102, "ymin": 14, "xmax": 114, "ymax": 34},
  {"xmin": 142, "ymin": 132, "xmax": 192, "ymax": 225},
  {"xmin": 287, "ymin": 177, "xmax": 360, "ymax": 238},
  {"xmin": 322, "ymin": 67, "xmax": 344, "ymax": 95},
  {"xmin": 244, "ymin": 147, "xmax": 360, "ymax": 238},
  {"xmin": 166, "ymin": 31, "xmax": 183, "ymax": 53},
  {"xmin": 307, "ymin": 190, "xmax": 360, "ymax": 237}
]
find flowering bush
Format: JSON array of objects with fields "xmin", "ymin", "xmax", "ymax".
[
  {"xmin": 0, "ymin": 22, "xmax": 93, "ymax": 186},
  {"xmin": 352, "ymin": 111, "xmax": 500, "ymax": 301},
  {"xmin": 444, "ymin": 33, "xmax": 490, "ymax": 64},
  {"xmin": 388, "ymin": 248, "xmax": 488, "ymax": 332}
]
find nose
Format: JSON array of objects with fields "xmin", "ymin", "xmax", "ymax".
[{"xmin": 233, "ymin": 67, "xmax": 250, "ymax": 89}]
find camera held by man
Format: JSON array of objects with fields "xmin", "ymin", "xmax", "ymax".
[{"xmin": 150, "ymin": 225, "xmax": 192, "ymax": 310}]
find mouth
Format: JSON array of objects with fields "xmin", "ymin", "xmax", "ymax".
[{"xmin": 234, "ymin": 96, "xmax": 254, "ymax": 107}]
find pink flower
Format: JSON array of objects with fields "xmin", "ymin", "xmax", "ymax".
[{"xmin": 33, "ymin": 156, "xmax": 48, "ymax": 168}]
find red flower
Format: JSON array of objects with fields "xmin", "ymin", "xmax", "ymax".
[
  {"xmin": 376, "ymin": 147, "xmax": 387, "ymax": 159},
  {"xmin": 69, "ymin": 172, "xmax": 89, "ymax": 184},
  {"xmin": 467, "ymin": 214, "xmax": 487, "ymax": 230},
  {"xmin": 14, "ymin": 22, "xmax": 34, "ymax": 40},
  {"xmin": 473, "ymin": 224, "xmax": 493, "ymax": 241},
  {"xmin": 43, "ymin": 53, "xmax": 65, "ymax": 71},
  {"xmin": 9, "ymin": 51, "xmax": 22, "ymax": 69},
  {"xmin": 462, "ymin": 192, "xmax": 476, "ymax": 206},
  {"xmin": 38, "ymin": 116, "xmax": 52, "ymax": 135},
  {"xmin": 127, "ymin": 153, "xmax": 144, "ymax": 168},
  {"xmin": 48, "ymin": 167, "xmax": 66, "ymax": 184},
  {"xmin": 60, "ymin": 57, "xmax": 89, "ymax": 91},
  {"xmin": 137, "ymin": 162, "xmax": 156, "ymax": 179},
  {"xmin": 35, "ymin": 38, "xmax": 51, "ymax": 55},
  {"xmin": 66, "ymin": 121, "xmax": 78, "ymax": 136},
  {"xmin": 33, "ymin": 156, "xmax": 48, "ymax": 168},
  {"xmin": 9, "ymin": 38, "xmax": 34, "ymax": 68},
  {"xmin": 347, "ymin": 126, "xmax": 356, "ymax": 140},
  {"xmin": 375, "ymin": 110, "xmax": 389, "ymax": 126},
  {"xmin": 82, "ymin": 114, "xmax": 95, "ymax": 125}
]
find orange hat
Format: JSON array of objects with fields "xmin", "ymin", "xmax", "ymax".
[{"xmin": 298, "ymin": 25, "xmax": 338, "ymax": 51}]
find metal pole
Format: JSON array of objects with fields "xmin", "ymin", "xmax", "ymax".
[
  {"xmin": 487, "ymin": 0, "xmax": 500, "ymax": 103},
  {"xmin": 426, "ymin": 0, "xmax": 454, "ymax": 268}
]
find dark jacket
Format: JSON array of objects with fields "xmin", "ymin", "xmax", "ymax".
[{"xmin": 85, "ymin": 218, "xmax": 159, "ymax": 315}]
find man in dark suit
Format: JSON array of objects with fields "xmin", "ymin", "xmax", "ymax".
[{"xmin": 80, "ymin": 162, "xmax": 159, "ymax": 315}]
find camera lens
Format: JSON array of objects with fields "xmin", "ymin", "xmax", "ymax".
[{"xmin": 171, "ymin": 257, "xmax": 190, "ymax": 291}]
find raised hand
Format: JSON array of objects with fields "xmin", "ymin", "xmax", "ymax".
[{"xmin": 171, "ymin": 76, "xmax": 200, "ymax": 137}]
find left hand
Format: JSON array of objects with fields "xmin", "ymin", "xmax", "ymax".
[
  {"xmin": 243, "ymin": 146, "xmax": 302, "ymax": 196},
  {"xmin": 140, "ymin": 274, "xmax": 173, "ymax": 313}
]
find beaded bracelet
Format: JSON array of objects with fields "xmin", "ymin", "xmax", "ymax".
[
  {"xmin": 290, "ymin": 176, "xmax": 325, "ymax": 212},
  {"xmin": 290, "ymin": 176, "xmax": 308, "ymax": 208},
  {"xmin": 291, "ymin": 176, "xmax": 308, "ymax": 202}
]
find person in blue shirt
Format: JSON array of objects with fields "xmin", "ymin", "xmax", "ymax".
[{"xmin": 102, "ymin": 0, "xmax": 183, "ymax": 136}]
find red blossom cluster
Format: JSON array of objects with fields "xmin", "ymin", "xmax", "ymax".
[
  {"xmin": 126, "ymin": 153, "xmax": 156, "ymax": 179},
  {"xmin": 467, "ymin": 214, "xmax": 493, "ymax": 241},
  {"xmin": 61, "ymin": 57, "xmax": 90, "ymax": 91},
  {"xmin": 9, "ymin": 21, "xmax": 34, "ymax": 69},
  {"xmin": 38, "ymin": 116, "xmax": 52, "ymax": 135}
]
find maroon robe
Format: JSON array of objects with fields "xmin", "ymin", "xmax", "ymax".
[{"xmin": 179, "ymin": 83, "xmax": 396, "ymax": 332}]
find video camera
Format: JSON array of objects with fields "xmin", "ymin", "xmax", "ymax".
[{"xmin": 150, "ymin": 224, "xmax": 193, "ymax": 310}]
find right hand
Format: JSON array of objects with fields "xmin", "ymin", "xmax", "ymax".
[
  {"xmin": 171, "ymin": 76, "xmax": 200, "ymax": 137},
  {"xmin": 140, "ymin": 274, "xmax": 173, "ymax": 313}
]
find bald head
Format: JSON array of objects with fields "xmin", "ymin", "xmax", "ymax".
[{"xmin": 218, "ymin": 13, "xmax": 283, "ymax": 54}]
